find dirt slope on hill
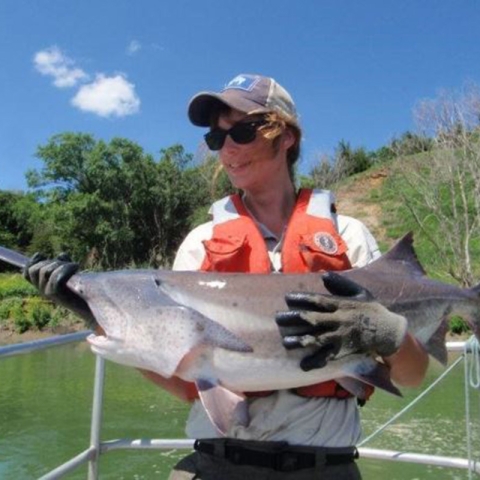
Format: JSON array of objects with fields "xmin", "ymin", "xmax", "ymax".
[{"xmin": 334, "ymin": 167, "xmax": 389, "ymax": 244}]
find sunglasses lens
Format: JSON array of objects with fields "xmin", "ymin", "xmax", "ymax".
[
  {"xmin": 229, "ymin": 123, "xmax": 258, "ymax": 144},
  {"xmin": 204, "ymin": 130, "xmax": 227, "ymax": 151},
  {"xmin": 204, "ymin": 120, "xmax": 266, "ymax": 151}
]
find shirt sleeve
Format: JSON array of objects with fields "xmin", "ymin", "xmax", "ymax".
[
  {"xmin": 172, "ymin": 221, "xmax": 213, "ymax": 271},
  {"xmin": 336, "ymin": 214, "xmax": 381, "ymax": 268}
]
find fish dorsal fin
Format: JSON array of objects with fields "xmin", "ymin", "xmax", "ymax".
[{"xmin": 365, "ymin": 232, "xmax": 427, "ymax": 278}]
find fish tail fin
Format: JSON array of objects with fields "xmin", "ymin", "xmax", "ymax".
[
  {"xmin": 471, "ymin": 283, "xmax": 480, "ymax": 295},
  {"xmin": 423, "ymin": 322, "xmax": 449, "ymax": 365},
  {"xmin": 465, "ymin": 282, "xmax": 480, "ymax": 340}
]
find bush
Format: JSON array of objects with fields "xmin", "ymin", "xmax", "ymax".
[
  {"xmin": 0, "ymin": 297, "xmax": 23, "ymax": 322},
  {"xmin": 11, "ymin": 303, "xmax": 31, "ymax": 333},
  {"xmin": 449, "ymin": 316, "xmax": 470, "ymax": 335},
  {"xmin": 0, "ymin": 273, "xmax": 37, "ymax": 299},
  {"xmin": 50, "ymin": 308, "xmax": 64, "ymax": 328},
  {"xmin": 0, "ymin": 292, "xmax": 57, "ymax": 332},
  {"xmin": 26, "ymin": 298, "xmax": 52, "ymax": 330}
]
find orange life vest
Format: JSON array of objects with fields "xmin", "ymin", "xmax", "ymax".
[
  {"xmin": 201, "ymin": 189, "xmax": 352, "ymax": 274},
  {"xmin": 192, "ymin": 189, "xmax": 373, "ymax": 401}
]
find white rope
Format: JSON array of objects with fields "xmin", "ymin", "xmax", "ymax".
[
  {"xmin": 463, "ymin": 336, "xmax": 480, "ymax": 479},
  {"xmin": 466, "ymin": 336, "xmax": 480, "ymax": 389},
  {"xmin": 358, "ymin": 337, "xmax": 480, "ymax": 477},
  {"xmin": 358, "ymin": 355, "xmax": 464, "ymax": 447}
]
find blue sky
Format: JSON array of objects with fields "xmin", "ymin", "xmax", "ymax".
[{"xmin": 1, "ymin": 0, "xmax": 480, "ymax": 191}]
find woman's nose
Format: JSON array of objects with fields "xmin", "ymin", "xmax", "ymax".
[{"xmin": 220, "ymin": 134, "xmax": 239, "ymax": 152}]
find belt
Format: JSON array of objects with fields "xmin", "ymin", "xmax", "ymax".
[{"xmin": 194, "ymin": 439, "xmax": 358, "ymax": 472}]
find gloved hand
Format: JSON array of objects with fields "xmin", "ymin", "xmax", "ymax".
[
  {"xmin": 23, "ymin": 253, "xmax": 96, "ymax": 326},
  {"xmin": 275, "ymin": 272, "xmax": 408, "ymax": 371}
]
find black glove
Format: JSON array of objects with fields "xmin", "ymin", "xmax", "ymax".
[
  {"xmin": 275, "ymin": 272, "xmax": 408, "ymax": 371},
  {"xmin": 23, "ymin": 253, "xmax": 96, "ymax": 326}
]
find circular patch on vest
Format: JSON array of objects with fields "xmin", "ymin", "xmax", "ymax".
[{"xmin": 313, "ymin": 232, "xmax": 338, "ymax": 255}]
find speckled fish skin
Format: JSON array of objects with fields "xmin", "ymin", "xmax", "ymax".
[{"xmin": 66, "ymin": 233, "xmax": 480, "ymax": 394}]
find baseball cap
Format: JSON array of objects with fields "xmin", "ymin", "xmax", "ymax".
[{"xmin": 188, "ymin": 74, "xmax": 299, "ymax": 128}]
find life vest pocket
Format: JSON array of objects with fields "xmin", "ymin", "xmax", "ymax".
[
  {"xmin": 202, "ymin": 234, "xmax": 251, "ymax": 272},
  {"xmin": 298, "ymin": 232, "xmax": 349, "ymax": 272}
]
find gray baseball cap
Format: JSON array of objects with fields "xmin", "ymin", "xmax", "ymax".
[{"xmin": 188, "ymin": 74, "xmax": 299, "ymax": 127}]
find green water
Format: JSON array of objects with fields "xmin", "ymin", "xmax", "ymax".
[{"xmin": 0, "ymin": 344, "xmax": 479, "ymax": 479}]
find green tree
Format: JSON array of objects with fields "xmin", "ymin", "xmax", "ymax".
[
  {"xmin": 388, "ymin": 131, "xmax": 433, "ymax": 157},
  {"xmin": 27, "ymin": 133, "xmax": 207, "ymax": 269},
  {"xmin": 335, "ymin": 140, "xmax": 373, "ymax": 176},
  {"xmin": 0, "ymin": 190, "xmax": 42, "ymax": 272},
  {"xmin": 0, "ymin": 191, "xmax": 39, "ymax": 249}
]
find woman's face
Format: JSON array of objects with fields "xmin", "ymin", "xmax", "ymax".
[{"xmin": 215, "ymin": 109, "xmax": 293, "ymax": 192}]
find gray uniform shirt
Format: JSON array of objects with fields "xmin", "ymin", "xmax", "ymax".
[{"xmin": 172, "ymin": 213, "xmax": 380, "ymax": 446}]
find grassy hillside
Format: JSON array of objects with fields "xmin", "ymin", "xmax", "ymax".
[
  {"xmin": 336, "ymin": 159, "xmax": 480, "ymax": 282},
  {"xmin": 334, "ymin": 158, "xmax": 478, "ymax": 335}
]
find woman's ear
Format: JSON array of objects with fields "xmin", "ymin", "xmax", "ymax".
[{"xmin": 282, "ymin": 127, "xmax": 296, "ymax": 150}]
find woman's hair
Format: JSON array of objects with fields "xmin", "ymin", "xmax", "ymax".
[{"xmin": 259, "ymin": 111, "xmax": 302, "ymax": 180}]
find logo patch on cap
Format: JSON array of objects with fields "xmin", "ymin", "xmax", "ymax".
[
  {"xmin": 313, "ymin": 232, "xmax": 338, "ymax": 255},
  {"xmin": 224, "ymin": 74, "xmax": 260, "ymax": 92}
]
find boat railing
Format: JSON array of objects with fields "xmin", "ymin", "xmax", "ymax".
[{"xmin": 1, "ymin": 332, "xmax": 479, "ymax": 479}]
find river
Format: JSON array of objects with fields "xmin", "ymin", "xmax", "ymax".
[{"xmin": 0, "ymin": 341, "xmax": 478, "ymax": 479}]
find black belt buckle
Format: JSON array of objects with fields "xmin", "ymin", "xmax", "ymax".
[{"xmin": 226, "ymin": 446, "xmax": 243, "ymax": 465}]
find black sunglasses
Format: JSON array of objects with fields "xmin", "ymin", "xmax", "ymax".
[{"xmin": 204, "ymin": 120, "xmax": 267, "ymax": 151}]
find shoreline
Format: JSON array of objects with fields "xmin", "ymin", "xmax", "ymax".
[{"xmin": 0, "ymin": 322, "xmax": 86, "ymax": 347}]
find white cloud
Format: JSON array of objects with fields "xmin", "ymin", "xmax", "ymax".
[
  {"xmin": 34, "ymin": 46, "xmax": 141, "ymax": 118},
  {"xmin": 126, "ymin": 40, "xmax": 142, "ymax": 56},
  {"xmin": 34, "ymin": 46, "xmax": 88, "ymax": 88},
  {"xmin": 71, "ymin": 74, "xmax": 140, "ymax": 117}
]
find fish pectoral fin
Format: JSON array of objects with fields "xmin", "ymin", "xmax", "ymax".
[
  {"xmin": 195, "ymin": 378, "xmax": 248, "ymax": 436},
  {"xmin": 173, "ymin": 306, "xmax": 254, "ymax": 354},
  {"xmin": 351, "ymin": 360, "xmax": 402, "ymax": 397},
  {"xmin": 191, "ymin": 310, "xmax": 253, "ymax": 353}
]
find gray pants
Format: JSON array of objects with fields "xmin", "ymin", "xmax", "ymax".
[{"xmin": 168, "ymin": 439, "xmax": 362, "ymax": 480}]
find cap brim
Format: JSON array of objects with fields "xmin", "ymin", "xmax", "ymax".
[{"xmin": 188, "ymin": 91, "xmax": 269, "ymax": 127}]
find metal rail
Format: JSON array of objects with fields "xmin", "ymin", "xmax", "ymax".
[
  {"xmin": 0, "ymin": 330, "xmax": 91, "ymax": 358},
  {"xmin": 2, "ymin": 333, "xmax": 479, "ymax": 478}
]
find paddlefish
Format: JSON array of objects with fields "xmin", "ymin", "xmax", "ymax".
[{"xmin": 1, "ymin": 233, "xmax": 479, "ymax": 434}]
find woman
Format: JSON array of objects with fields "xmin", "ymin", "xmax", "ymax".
[{"xmin": 164, "ymin": 74, "xmax": 429, "ymax": 479}]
